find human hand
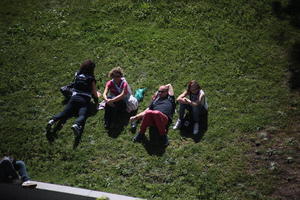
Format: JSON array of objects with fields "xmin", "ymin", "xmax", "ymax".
[
  {"xmin": 106, "ymin": 99, "xmax": 115, "ymax": 107},
  {"xmin": 97, "ymin": 91, "xmax": 102, "ymax": 98},
  {"xmin": 130, "ymin": 116, "xmax": 137, "ymax": 122},
  {"xmin": 183, "ymin": 97, "xmax": 191, "ymax": 104}
]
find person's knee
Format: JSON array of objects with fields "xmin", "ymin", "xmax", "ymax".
[{"xmin": 15, "ymin": 160, "xmax": 25, "ymax": 168}]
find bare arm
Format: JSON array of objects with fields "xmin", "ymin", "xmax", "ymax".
[
  {"xmin": 102, "ymin": 85, "xmax": 109, "ymax": 101},
  {"xmin": 166, "ymin": 84, "xmax": 174, "ymax": 96},
  {"xmin": 186, "ymin": 92, "xmax": 204, "ymax": 107},
  {"xmin": 130, "ymin": 108, "xmax": 149, "ymax": 121},
  {"xmin": 177, "ymin": 90, "xmax": 188, "ymax": 103},
  {"xmin": 108, "ymin": 89, "xmax": 127, "ymax": 103}
]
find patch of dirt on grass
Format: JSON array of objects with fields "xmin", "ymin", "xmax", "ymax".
[{"xmin": 246, "ymin": 119, "xmax": 300, "ymax": 200}]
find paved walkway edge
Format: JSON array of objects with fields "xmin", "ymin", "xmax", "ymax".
[{"xmin": 0, "ymin": 181, "xmax": 144, "ymax": 200}]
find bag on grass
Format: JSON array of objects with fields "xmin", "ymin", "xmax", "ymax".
[
  {"xmin": 134, "ymin": 88, "xmax": 146, "ymax": 102},
  {"xmin": 60, "ymin": 72, "xmax": 78, "ymax": 99},
  {"xmin": 126, "ymin": 95, "xmax": 138, "ymax": 113},
  {"xmin": 60, "ymin": 82, "xmax": 74, "ymax": 99}
]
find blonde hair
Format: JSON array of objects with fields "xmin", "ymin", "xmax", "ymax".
[{"xmin": 108, "ymin": 67, "xmax": 124, "ymax": 78}]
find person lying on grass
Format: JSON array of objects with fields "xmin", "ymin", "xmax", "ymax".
[
  {"xmin": 46, "ymin": 60, "xmax": 98, "ymax": 148},
  {"xmin": 130, "ymin": 84, "xmax": 176, "ymax": 146}
]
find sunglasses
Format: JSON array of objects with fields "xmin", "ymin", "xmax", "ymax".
[{"xmin": 158, "ymin": 90, "xmax": 167, "ymax": 93}]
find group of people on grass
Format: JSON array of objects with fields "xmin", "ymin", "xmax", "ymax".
[
  {"xmin": 0, "ymin": 59, "xmax": 208, "ymax": 187},
  {"xmin": 46, "ymin": 60, "xmax": 208, "ymax": 147}
]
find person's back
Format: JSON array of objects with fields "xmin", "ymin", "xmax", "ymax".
[{"xmin": 73, "ymin": 73, "xmax": 95, "ymax": 96}]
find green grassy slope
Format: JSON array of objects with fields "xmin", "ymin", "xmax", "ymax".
[{"xmin": 0, "ymin": 0, "xmax": 299, "ymax": 199}]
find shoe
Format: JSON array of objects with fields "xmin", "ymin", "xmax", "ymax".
[
  {"xmin": 72, "ymin": 124, "xmax": 82, "ymax": 137},
  {"xmin": 193, "ymin": 122, "xmax": 199, "ymax": 135},
  {"xmin": 52, "ymin": 121, "xmax": 64, "ymax": 133},
  {"xmin": 72, "ymin": 124, "xmax": 82, "ymax": 149},
  {"xmin": 97, "ymin": 101, "xmax": 106, "ymax": 110},
  {"xmin": 22, "ymin": 181, "xmax": 37, "ymax": 188},
  {"xmin": 130, "ymin": 121, "xmax": 138, "ymax": 133},
  {"xmin": 132, "ymin": 133, "xmax": 145, "ymax": 143},
  {"xmin": 173, "ymin": 119, "xmax": 182, "ymax": 130},
  {"xmin": 46, "ymin": 119, "xmax": 55, "ymax": 133}
]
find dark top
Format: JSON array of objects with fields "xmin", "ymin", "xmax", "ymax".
[
  {"xmin": 149, "ymin": 95, "xmax": 176, "ymax": 120},
  {"xmin": 73, "ymin": 73, "xmax": 95, "ymax": 96}
]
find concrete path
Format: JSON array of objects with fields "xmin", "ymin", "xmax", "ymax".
[{"xmin": 0, "ymin": 181, "xmax": 143, "ymax": 200}]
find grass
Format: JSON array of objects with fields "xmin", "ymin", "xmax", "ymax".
[{"xmin": 0, "ymin": 0, "xmax": 299, "ymax": 199}]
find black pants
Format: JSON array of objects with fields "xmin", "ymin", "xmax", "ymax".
[
  {"xmin": 104, "ymin": 100, "xmax": 127, "ymax": 125},
  {"xmin": 53, "ymin": 95, "xmax": 91, "ymax": 129}
]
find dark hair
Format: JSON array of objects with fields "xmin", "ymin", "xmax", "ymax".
[
  {"xmin": 79, "ymin": 60, "xmax": 95, "ymax": 76},
  {"xmin": 187, "ymin": 80, "xmax": 201, "ymax": 94}
]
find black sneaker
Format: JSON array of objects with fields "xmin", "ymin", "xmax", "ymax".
[
  {"xmin": 52, "ymin": 121, "xmax": 63, "ymax": 134},
  {"xmin": 46, "ymin": 119, "xmax": 55, "ymax": 133},
  {"xmin": 72, "ymin": 124, "xmax": 82, "ymax": 137},
  {"xmin": 72, "ymin": 124, "xmax": 82, "ymax": 149},
  {"xmin": 132, "ymin": 133, "xmax": 145, "ymax": 143},
  {"xmin": 130, "ymin": 121, "xmax": 138, "ymax": 133}
]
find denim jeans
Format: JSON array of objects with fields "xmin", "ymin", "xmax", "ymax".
[
  {"xmin": 53, "ymin": 94, "xmax": 91, "ymax": 129},
  {"xmin": 0, "ymin": 159, "xmax": 30, "ymax": 182}
]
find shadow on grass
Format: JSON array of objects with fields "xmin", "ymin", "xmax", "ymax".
[
  {"xmin": 272, "ymin": 0, "xmax": 300, "ymax": 28},
  {"xmin": 288, "ymin": 42, "xmax": 300, "ymax": 90},
  {"xmin": 106, "ymin": 111, "xmax": 137, "ymax": 138},
  {"xmin": 179, "ymin": 112, "xmax": 208, "ymax": 143},
  {"xmin": 180, "ymin": 129, "xmax": 206, "ymax": 143},
  {"xmin": 272, "ymin": 1, "xmax": 300, "ymax": 90},
  {"xmin": 141, "ymin": 127, "xmax": 168, "ymax": 156}
]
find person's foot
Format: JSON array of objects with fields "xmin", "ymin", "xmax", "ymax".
[
  {"xmin": 72, "ymin": 124, "xmax": 82, "ymax": 137},
  {"xmin": 52, "ymin": 121, "xmax": 64, "ymax": 133},
  {"xmin": 72, "ymin": 124, "xmax": 82, "ymax": 149},
  {"xmin": 173, "ymin": 119, "xmax": 182, "ymax": 130},
  {"xmin": 132, "ymin": 133, "xmax": 145, "ymax": 143},
  {"xmin": 22, "ymin": 181, "xmax": 37, "ymax": 188},
  {"xmin": 97, "ymin": 101, "xmax": 106, "ymax": 110},
  {"xmin": 46, "ymin": 119, "xmax": 55, "ymax": 133},
  {"xmin": 130, "ymin": 121, "xmax": 138, "ymax": 133},
  {"xmin": 193, "ymin": 122, "xmax": 199, "ymax": 135}
]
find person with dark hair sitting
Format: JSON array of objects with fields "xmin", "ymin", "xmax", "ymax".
[
  {"xmin": 130, "ymin": 84, "xmax": 175, "ymax": 146},
  {"xmin": 173, "ymin": 80, "xmax": 208, "ymax": 136},
  {"xmin": 46, "ymin": 60, "xmax": 98, "ymax": 147},
  {"xmin": 0, "ymin": 156, "xmax": 37, "ymax": 188}
]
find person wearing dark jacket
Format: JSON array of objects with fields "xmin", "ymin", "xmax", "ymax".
[{"xmin": 46, "ymin": 60, "xmax": 98, "ymax": 147}]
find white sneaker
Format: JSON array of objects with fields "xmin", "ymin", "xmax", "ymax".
[
  {"xmin": 173, "ymin": 119, "xmax": 182, "ymax": 130},
  {"xmin": 22, "ymin": 181, "xmax": 37, "ymax": 188},
  {"xmin": 97, "ymin": 101, "xmax": 106, "ymax": 110},
  {"xmin": 193, "ymin": 122, "xmax": 199, "ymax": 135}
]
